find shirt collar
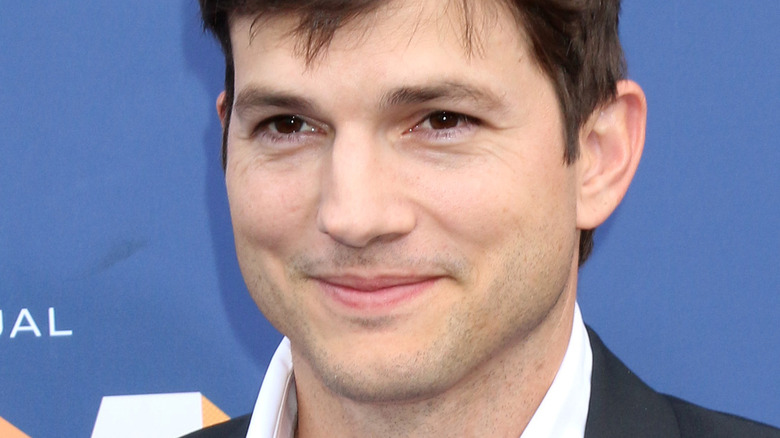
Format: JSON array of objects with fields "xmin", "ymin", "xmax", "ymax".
[
  {"xmin": 246, "ymin": 337, "xmax": 296, "ymax": 438},
  {"xmin": 246, "ymin": 304, "xmax": 592, "ymax": 438}
]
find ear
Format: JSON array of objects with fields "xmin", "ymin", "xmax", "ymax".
[
  {"xmin": 216, "ymin": 91, "xmax": 228, "ymax": 128},
  {"xmin": 576, "ymin": 80, "xmax": 647, "ymax": 229}
]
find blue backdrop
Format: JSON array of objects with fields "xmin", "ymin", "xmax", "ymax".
[{"xmin": 1, "ymin": 1, "xmax": 777, "ymax": 437}]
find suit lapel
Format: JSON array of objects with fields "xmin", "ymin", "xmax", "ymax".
[{"xmin": 584, "ymin": 328, "xmax": 681, "ymax": 438}]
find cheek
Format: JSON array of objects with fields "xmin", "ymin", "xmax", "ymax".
[
  {"xmin": 413, "ymin": 153, "xmax": 579, "ymax": 305},
  {"xmin": 422, "ymin": 163, "xmax": 575, "ymax": 247},
  {"xmin": 226, "ymin": 159, "xmax": 315, "ymax": 253},
  {"xmin": 225, "ymin": 161, "xmax": 317, "ymax": 330}
]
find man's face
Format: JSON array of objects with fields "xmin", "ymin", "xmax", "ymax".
[{"xmin": 225, "ymin": 0, "xmax": 581, "ymax": 403}]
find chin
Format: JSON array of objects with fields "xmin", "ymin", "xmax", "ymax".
[
  {"xmin": 320, "ymin": 360, "xmax": 460, "ymax": 404},
  {"xmin": 298, "ymin": 331, "xmax": 473, "ymax": 404}
]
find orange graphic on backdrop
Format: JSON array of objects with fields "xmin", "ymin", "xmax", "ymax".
[
  {"xmin": 0, "ymin": 415, "xmax": 30, "ymax": 438},
  {"xmin": 202, "ymin": 395, "xmax": 230, "ymax": 427}
]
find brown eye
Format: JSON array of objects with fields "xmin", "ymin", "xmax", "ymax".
[
  {"xmin": 428, "ymin": 112, "xmax": 460, "ymax": 130},
  {"xmin": 271, "ymin": 115, "xmax": 305, "ymax": 134}
]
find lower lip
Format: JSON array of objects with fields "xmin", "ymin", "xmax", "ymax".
[{"xmin": 317, "ymin": 278, "xmax": 439, "ymax": 311}]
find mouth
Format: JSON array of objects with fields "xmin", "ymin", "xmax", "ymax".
[{"xmin": 313, "ymin": 274, "xmax": 442, "ymax": 311}]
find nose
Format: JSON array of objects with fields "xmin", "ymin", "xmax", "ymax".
[{"xmin": 316, "ymin": 132, "xmax": 416, "ymax": 248}]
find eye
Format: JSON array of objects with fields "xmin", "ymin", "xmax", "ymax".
[
  {"xmin": 411, "ymin": 111, "xmax": 477, "ymax": 132},
  {"xmin": 407, "ymin": 111, "xmax": 479, "ymax": 143},
  {"xmin": 250, "ymin": 115, "xmax": 325, "ymax": 148},
  {"xmin": 427, "ymin": 111, "xmax": 462, "ymax": 130},
  {"xmin": 260, "ymin": 115, "xmax": 315, "ymax": 135}
]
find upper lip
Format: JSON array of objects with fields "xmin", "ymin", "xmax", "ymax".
[{"xmin": 312, "ymin": 274, "xmax": 442, "ymax": 292}]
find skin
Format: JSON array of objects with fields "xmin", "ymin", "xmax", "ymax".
[{"xmin": 219, "ymin": 1, "xmax": 646, "ymax": 436}]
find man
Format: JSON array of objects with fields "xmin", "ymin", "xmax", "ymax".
[{"xmin": 186, "ymin": 0, "xmax": 780, "ymax": 436}]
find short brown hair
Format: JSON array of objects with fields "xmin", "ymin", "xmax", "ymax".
[{"xmin": 199, "ymin": 0, "xmax": 627, "ymax": 265}]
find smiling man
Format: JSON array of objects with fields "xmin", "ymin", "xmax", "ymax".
[{"xmin": 186, "ymin": 1, "xmax": 779, "ymax": 437}]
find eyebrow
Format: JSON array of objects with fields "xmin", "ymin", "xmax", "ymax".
[
  {"xmin": 233, "ymin": 86, "xmax": 316, "ymax": 118},
  {"xmin": 381, "ymin": 81, "xmax": 507, "ymax": 112},
  {"xmin": 232, "ymin": 80, "xmax": 507, "ymax": 118}
]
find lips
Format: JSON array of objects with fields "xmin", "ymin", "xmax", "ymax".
[{"xmin": 314, "ymin": 275, "xmax": 441, "ymax": 311}]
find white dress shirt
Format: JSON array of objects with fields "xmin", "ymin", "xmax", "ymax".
[{"xmin": 246, "ymin": 304, "xmax": 592, "ymax": 438}]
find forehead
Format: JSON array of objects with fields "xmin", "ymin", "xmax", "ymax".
[{"xmin": 228, "ymin": 0, "xmax": 528, "ymax": 70}]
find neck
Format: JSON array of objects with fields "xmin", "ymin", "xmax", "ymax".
[{"xmin": 293, "ymin": 285, "xmax": 577, "ymax": 438}]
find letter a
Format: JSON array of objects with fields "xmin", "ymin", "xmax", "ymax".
[
  {"xmin": 10, "ymin": 309, "xmax": 42, "ymax": 338},
  {"xmin": 49, "ymin": 308, "xmax": 73, "ymax": 337}
]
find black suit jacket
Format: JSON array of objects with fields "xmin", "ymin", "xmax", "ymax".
[{"xmin": 183, "ymin": 329, "xmax": 780, "ymax": 437}]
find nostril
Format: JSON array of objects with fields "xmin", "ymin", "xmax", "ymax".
[
  {"xmin": 316, "ymin": 204, "xmax": 380, "ymax": 248},
  {"xmin": 316, "ymin": 197, "xmax": 416, "ymax": 248}
]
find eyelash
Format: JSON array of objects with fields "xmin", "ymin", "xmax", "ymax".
[
  {"xmin": 409, "ymin": 111, "xmax": 480, "ymax": 141},
  {"xmin": 253, "ymin": 115, "xmax": 321, "ymax": 145}
]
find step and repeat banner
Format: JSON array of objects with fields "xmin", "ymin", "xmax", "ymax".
[{"xmin": 1, "ymin": 1, "xmax": 778, "ymax": 437}]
